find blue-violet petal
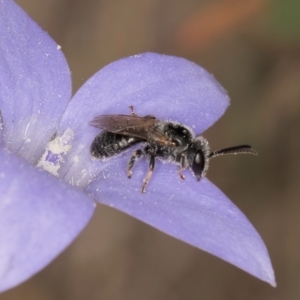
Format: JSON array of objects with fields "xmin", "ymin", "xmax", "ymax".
[
  {"xmin": 55, "ymin": 53, "xmax": 229, "ymax": 186},
  {"xmin": 87, "ymin": 159, "xmax": 275, "ymax": 286},
  {"xmin": 0, "ymin": 0, "xmax": 71, "ymax": 164},
  {"xmin": 0, "ymin": 147, "xmax": 95, "ymax": 292}
]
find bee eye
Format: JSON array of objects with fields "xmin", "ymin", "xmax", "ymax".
[{"xmin": 192, "ymin": 150, "xmax": 205, "ymax": 180}]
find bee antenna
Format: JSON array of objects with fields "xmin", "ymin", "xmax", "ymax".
[{"xmin": 208, "ymin": 145, "xmax": 258, "ymax": 158}]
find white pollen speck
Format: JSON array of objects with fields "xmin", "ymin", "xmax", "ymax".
[
  {"xmin": 168, "ymin": 195, "xmax": 174, "ymax": 200},
  {"xmin": 57, "ymin": 44, "xmax": 61, "ymax": 50}
]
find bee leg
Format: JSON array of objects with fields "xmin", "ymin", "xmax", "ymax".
[
  {"xmin": 178, "ymin": 154, "xmax": 186, "ymax": 180},
  {"xmin": 129, "ymin": 105, "xmax": 156, "ymax": 120},
  {"xmin": 127, "ymin": 149, "xmax": 143, "ymax": 178},
  {"xmin": 129, "ymin": 105, "xmax": 138, "ymax": 116},
  {"xmin": 178, "ymin": 169, "xmax": 185, "ymax": 181},
  {"xmin": 141, "ymin": 155, "xmax": 155, "ymax": 193}
]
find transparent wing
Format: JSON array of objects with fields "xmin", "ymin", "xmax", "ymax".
[{"xmin": 89, "ymin": 114, "xmax": 170, "ymax": 145}]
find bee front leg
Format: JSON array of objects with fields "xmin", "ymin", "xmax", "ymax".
[
  {"xmin": 141, "ymin": 155, "xmax": 155, "ymax": 193},
  {"xmin": 127, "ymin": 149, "xmax": 144, "ymax": 178}
]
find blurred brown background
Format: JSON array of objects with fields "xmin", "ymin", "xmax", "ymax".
[{"xmin": 3, "ymin": 0, "xmax": 300, "ymax": 299}]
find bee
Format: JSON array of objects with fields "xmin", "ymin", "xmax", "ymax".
[{"xmin": 90, "ymin": 106, "xmax": 257, "ymax": 193}]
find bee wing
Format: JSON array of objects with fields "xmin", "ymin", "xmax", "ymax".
[
  {"xmin": 89, "ymin": 114, "xmax": 170, "ymax": 145},
  {"xmin": 89, "ymin": 114, "xmax": 157, "ymax": 131}
]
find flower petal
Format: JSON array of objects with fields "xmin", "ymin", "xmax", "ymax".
[
  {"xmin": 0, "ymin": 147, "xmax": 95, "ymax": 293},
  {"xmin": 50, "ymin": 53, "xmax": 229, "ymax": 186},
  {"xmin": 0, "ymin": 115, "xmax": 3, "ymax": 147},
  {"xmin": 86, "ymin": 158, "xmax": 275, "ymax": 286},
  {"xmin": 0, "ymin": 0, "xmax": 71, "ymax": 164}
]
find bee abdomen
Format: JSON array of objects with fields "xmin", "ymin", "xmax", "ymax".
[{"xmin": 91, "ymin": 131, "xmax": 141, "ymax": 159}]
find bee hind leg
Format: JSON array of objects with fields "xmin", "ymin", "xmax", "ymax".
[
  {"xmin": 127, "ymin": 149, "xmax": 144, "ymax": 178},
  {"xmin": 129, "ymin": 105, "xmax": 138, "ymax": 116},
  {"xmin": 141, "ymin": 155, "xmax": 155, "ymax": 193},
  {"xmin": 129, "ymin": 105, "xmax": 156, "ymax": 119}
]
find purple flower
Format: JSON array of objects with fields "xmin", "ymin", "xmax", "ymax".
[{"xmin": 0, "ymin": 0, "xmax": 275, "ymax": 293}]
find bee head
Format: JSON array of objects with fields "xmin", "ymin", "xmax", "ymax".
[
  {"xmin": 190, "ymin": 136, "xmax": 210, "ymax": 180},
  {"xmin": 190, "ymin": 136, "xmax": 258, "ymax": 181}
]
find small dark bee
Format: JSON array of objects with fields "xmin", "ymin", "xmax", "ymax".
[{"xmin": 90, "ymin": 106, "xmax": 257, "ymax": 193}]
